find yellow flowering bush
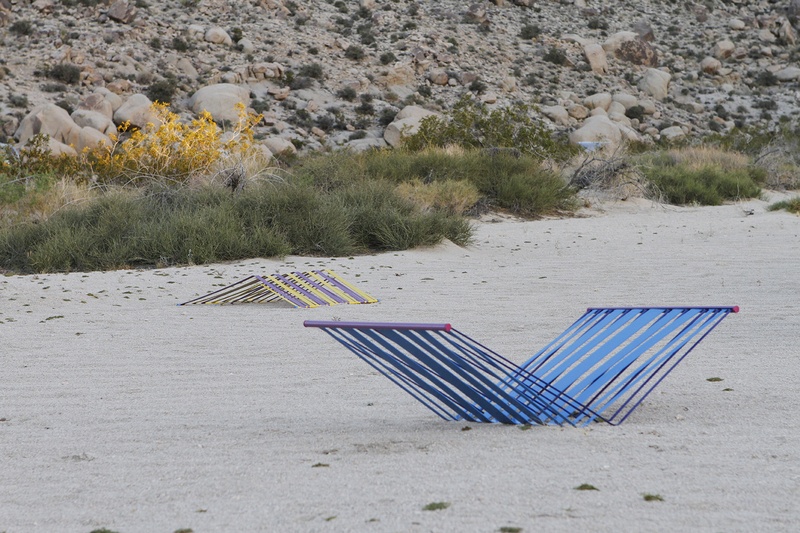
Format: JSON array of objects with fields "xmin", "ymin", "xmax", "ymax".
[{"xmin": 89, "ymin": 102, "xmax": 263, "ymax": 186}]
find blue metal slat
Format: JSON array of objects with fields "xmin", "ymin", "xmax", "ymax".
[{"xmin": 567, "ymin": 309, "xmax": 699, "ymax": 406}]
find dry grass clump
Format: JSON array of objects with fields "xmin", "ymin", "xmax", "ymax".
[
  {"xmin": 663, "ymin": 146, "xmax": 750, "ymax": 172},
  {"xmin": 394, "ymin": 178, "xmax": 481, "ymax": 215}
]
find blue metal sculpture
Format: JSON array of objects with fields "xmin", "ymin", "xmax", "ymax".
[{"xmin": 305, "ymin": 306, "xmax": 739, "ymax": 426}]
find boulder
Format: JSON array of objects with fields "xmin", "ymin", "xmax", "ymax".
[
  {"xmin": 776, "ymin": 67, "xmax": 800, "ymax": 82},
  {"xmin": 729, "ymin": 18, "xmax": 746, "ymax": 31},
  {"xmin": 583, "ymin": 43, "xmax": 608, "ymax": 75},
  {"xmin": 584, "ymin": 92, "xmax": 612, "ymax": 111},
  {"xmin": 77, "ymin": 93, "xmax": 114, "ymax": 119},
  {"xmin": 188, "ymin": 83, "xmax": 251, "ymax": 124},
  {"xmin": 612, "ymin": 93, "xmax": 638, "ymax": 110},
  {"xmin": 238, "ymin": 38, "xmax": 255, "ymax": 54},
  {"xmin": 541, "ymin": 105, "xmax": 570, "ymax": 126},
  {"xmin": 14, "ymin": 104, "xmax": 81, "ymax": 146},
  {"xmin": 395, "ymin": 105, "xmax": 438, "ymax": 122},
  {"xmin": 608, "ymin": 101, "xmax": 627, "ymax": 115},
  {"xmin": 262, "ymin": 136, "xmax": 296, "ymax": 156},
  {"xmin": 376, "ymin": 63, "xmax": 417, "ymax": 88},
  {"xmin": 602, "ymin": 31, "xmax": 639, "ymax": 53},
  {"xmin": 187, "ymin": 24, "xmax": 205, "ymax": 40},
  {"xmin": 113, "ymin": 94, "xmax": 160, "ymax": 129},
  {"xmin": 384, "ymin": 106, "xmax": 439, "ymax": 147},
  {"xmin": 107, "ymin": 0, "xmax": 136, "ymax": 24},
  {"xmin": 428, "ymin": 69, "xmax": 449, "ymax": 85},
  {"xmin": 176, "ymin": 58, "xmax": 199, "ymax": 79},
  {"xmin": 632, "ymin": 19, "xmax": 655, "ymax": 42},
  {"xmin": 71, "ymin": 109, "xmax": 117, "ymax": 136},
  {"xmin": 72, "ymin": 126, "xmax": 112, "ymax": 152},
  {"xmin": 700, "ymin": 56, "xmax": 722, "ymax": 74},
  {"xmin": 712, "ymin": 40, "xmax": 735, "ymax": 59},
  {"xmin": 567, "ymin": 104, "xmax": 589, "ymax": 119},
  {"xmin": 204, "ymin": 27, "xmax": 233, "ymax": 46},
  {"xmin": 615, "ymin": 39, "xmax": 658, "ymax": 67},
  {"xmin": 43, "ymin": 137, "xmax": 78, "ymax": 157},
  {"xmin": 638, "ymin": 69, "xmax": 671, "ymax": 101},
  {"xmin": 779, "ymin": 19, "xmax": 797, "ymax": 46},
  {"xmin": 569, "ymin": 115, "xmax": 622, "ymax": 147},
  {"xmin": 345, "ymin": 137, "xmax": 388, "ymax": 152},
  {"xmin": 660, "ymin": 126, "xmax": 685, "ymax": 141},
  {"xmin": 94, "ymin": 88, "xmax": 124, "ymax": 112}
]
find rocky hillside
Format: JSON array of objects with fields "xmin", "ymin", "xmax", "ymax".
[{"xmin": 1, "ymin": 0, "xmax": 800, "ymax": 157}]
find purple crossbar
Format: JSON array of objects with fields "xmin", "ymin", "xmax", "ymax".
[
  {"xmin": 587, "ymin": 306, "xmax": 740, "ymax": 313},
  {"xmin": 304, "ymin": 320, "xmax": 452, "ymax": 332}
]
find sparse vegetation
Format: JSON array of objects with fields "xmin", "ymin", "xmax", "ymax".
[
  {"xmin": 344, "ymin": 45, "xmax": 366, "ymax": 61},
  {"xmin": 403, "ymin": 95, "xmax": 576, "ymax": 161},
  {"xmin": 146, "ymin": 77, "xmax": 178, "ymax": 104},
  {"xmin": 46, "ymin": 63, "xmax": 81, "ymax": 85},
  {"xmin": 298, "ymin": 63, "xmax": 324, "ymax": 80},
  {"xmin": 543, "ymin": 46, "xmax": 569, "ymax": 66},
  {"xmin": 767, "ymin": 196, "xmax": 800, "ymax": 214},
  {"xmin": 336, "ymin": 86, "xmax": 357, "ymax": 101},
  {"xmin": 9, "ymin": 20, "xmax": 34, "ymax": 36},
  {"xmin": 422, "ymin": 502, "xmax": 450, "ymax": 511},
  {"xmin": 380, "ymin": 52, "xmax": 397, "ymax": 65},
  {"xmin": 635, "ymin": 147, "xmax": 764, "ymax": 205},
  {"xmin": 519, "ymin": 24, "xmax": 541, "ymax": 39}
]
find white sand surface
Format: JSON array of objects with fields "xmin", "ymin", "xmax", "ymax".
[{"xmin": 2, "ymin": 194, "xmax": 799, "ymax": 533}]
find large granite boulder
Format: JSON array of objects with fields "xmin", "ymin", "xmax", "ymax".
[
  {"xmin": 113, "ymin": 94, "xmax": 161, "ymax": 129},
  {"xmin": 188, "ymin": 84, "xmax": 251, "ymax": 124},
  {"xmin": 383, "ymin": 105, "xmax": 439, "ymax": 147}
]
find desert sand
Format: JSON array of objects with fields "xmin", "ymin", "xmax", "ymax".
[{"xmin": 1, "ymin": 193, "xmax": 799, "ymax": 533}]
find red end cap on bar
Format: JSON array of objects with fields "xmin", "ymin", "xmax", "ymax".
[{"xmin": 732, "ymin": 306, "xmax": 740, "ymax": 313}]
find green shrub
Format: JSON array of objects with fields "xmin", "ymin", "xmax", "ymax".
[
  {"xmin": 519, "ymin": 24, "xmax": 541, "ymax": 39},
  {"xmin": 402, "ymin": 95, "xmax": 576, "ymax": 160},
  {"xmin": 10, "ymin": 20, "xmax": 33, "ymax": 36},
  {"xmin": 543, "ymin": 46, "xmax": 569, "ymax": 65},
  {"xmin": 767, "ymin": 196, "xmax": 800, "ymax": 214},
  {"xmin": 172, "ymin": 36, "xmax": 190, "ymax": 52},
  {"xmin": 293, "ymin": 147, "xmax": 575, "ymax": 218},
  {"xmin": 298, "ymin": 63, "xmax": 324, "ymax": 79},
  {"xmin": 638, "ymin": 151, "xmax": 762, "ymax": 205},
  {"xmin": 336, "ymin": 181, "xmax": 471, "ymax": 250},
  {"xmin": 289, "ymin": 76, "xmax": 314, "ymax": 90},
  {"xmin": 337, "ymin": 86, "xmax": 357, "ymax": 101},
  {"xmin": 344, "ymin": 45, "xmax": 366, "ymax": 60},
  {"xmin": 146, "ymin": 78, "xmax": 177, "ymax": 104},
  {"xmin": 0, "ymin": 179, "xmax": 473, "ymax": 273},
  {"xmin": 47, "ymin": 63, "xmax": 81, "ymax": 85}
]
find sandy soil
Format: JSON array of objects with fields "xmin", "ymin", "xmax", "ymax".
[{"xmin": 2, "ymin": 193, "xmax": 799, "ymax": 533}]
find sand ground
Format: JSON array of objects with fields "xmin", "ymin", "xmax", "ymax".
[{"xmin": 1, "ymin": 193, "xmax": 799, "ymax": 533}]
